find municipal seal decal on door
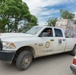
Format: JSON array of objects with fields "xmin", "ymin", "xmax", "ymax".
[{"xmin": 45, "ymin": 42, "xmax": 50, "ymax": 48}]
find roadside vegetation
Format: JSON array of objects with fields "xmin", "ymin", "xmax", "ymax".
[{"xmin": 0, "ymin": 0, "xmax": 37, "ymax": 32}]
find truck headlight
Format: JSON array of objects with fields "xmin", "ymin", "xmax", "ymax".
[{"xmin": 2, "ymin": 41, "xmax": 16, "ymax": 49}]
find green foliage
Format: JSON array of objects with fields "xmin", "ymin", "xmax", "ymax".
[
  {"xmin": 60, "ymin": 9, "xmax": 75, "ymax": 20},
  {"xmin": 0, "ymin": 0, "xmax": 37, "ymax": 32},
  {"xmin": 47, "ymin": 18, "xmax": 57, "ymax": 27},
  {"xmin": 29, "ymin": 15, "xmax": 38, "ymax": 26},
  {"xmin": 74, "ymin": 20, "xmax": 76, "ymax": 24}
]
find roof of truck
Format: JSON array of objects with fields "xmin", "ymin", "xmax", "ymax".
[{"xmin": 34, "ymin": 25, "xmax": 62, "ymax": 30}]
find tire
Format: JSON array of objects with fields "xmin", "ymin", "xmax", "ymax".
[
  {"xmin": 70, "ymin": 46, "xmax": 76, "ymax": 56},
  {"xmin": 16, "ymin": 51, "xmax": 33, "ymax": 71}
]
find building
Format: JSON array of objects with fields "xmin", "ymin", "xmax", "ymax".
[{"xmin": 55, "ymin": 19, "xmax": 76, "ymax": 38}]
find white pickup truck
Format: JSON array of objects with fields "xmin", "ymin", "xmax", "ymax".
[{"xmin": 0, "ymin": 26, "xmax": 76, "ymax": 70}]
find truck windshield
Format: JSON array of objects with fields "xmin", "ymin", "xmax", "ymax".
[{"xmin": 26, "ymin": 27, "xmax": 42, "ymax": 35}]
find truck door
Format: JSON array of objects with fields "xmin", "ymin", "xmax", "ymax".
[
  {"xmin": 53, "ymin": 28, "xmax": 66, "ymax": 53},
  {"xmin": 38, "ymin": 28, "xmax": 54, "ymax": 56}
]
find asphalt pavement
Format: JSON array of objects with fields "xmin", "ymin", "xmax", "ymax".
[{"xmin": 0, "ymin": 53, "xmax": 74, "ymax": 75}]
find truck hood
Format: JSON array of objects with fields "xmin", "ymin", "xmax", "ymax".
[
  {"xmin": 0, "ymin": 33, "xmax": 33, "ymax": 42},
  {"xmin": 0, "ymin": 33, "xmax": 32, "ymax": 37}
]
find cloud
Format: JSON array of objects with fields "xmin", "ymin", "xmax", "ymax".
[{"xmin": 22, "ymin": 0, "xmax": 76, "ymax": 25}]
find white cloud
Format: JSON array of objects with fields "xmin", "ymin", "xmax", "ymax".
[
  {"xmin": 22, "ymin": 0, "xmax": 76, "ymax": 25},
  {"xmin": 39, "ymin": 8, "xmax": 59, "ymax": 16}
]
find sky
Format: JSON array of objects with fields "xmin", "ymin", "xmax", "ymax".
[{"xmin": 22, "ymin": 0, "xmax": 76, "ymax": 25}]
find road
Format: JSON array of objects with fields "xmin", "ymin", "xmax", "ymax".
[{"xmin": 0, "ymin": 53, "xmax": 74, "ymax": 75}]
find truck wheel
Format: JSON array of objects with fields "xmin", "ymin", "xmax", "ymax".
[
  {"xmin": 16, "ymin": 51, "xmax": 32, "ymax": 71},
  {"xmin": 70, "ymin": 46, "xmax": 76, "ymax": 56}
]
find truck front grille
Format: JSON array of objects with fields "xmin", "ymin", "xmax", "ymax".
[{"xmin": 0, "ymin": 39, "xmax": 2, "ymax": 50}]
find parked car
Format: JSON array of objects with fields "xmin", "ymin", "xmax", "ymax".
[{"xmin": 70, "ymin": 56, "xmax": 76, "ymax": 75}]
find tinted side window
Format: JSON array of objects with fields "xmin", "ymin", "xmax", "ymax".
[{"xmin": 54, "ymin": 28, "xmax": 63, "ymax": 37}]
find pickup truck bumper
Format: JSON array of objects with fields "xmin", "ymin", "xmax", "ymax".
[
  {"xmin": 0, "ymin": 50, "xmax": 15, "ymax": 63},
  {"xmin": 70, "ymin": 65, "xmax": 76, "ymax": 74}
]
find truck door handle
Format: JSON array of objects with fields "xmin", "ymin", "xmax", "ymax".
[
  {"xmin": 63, "ymin": 39, "xmax": 65, "ymax": 41},
  {"xmin": 50, "ymin": 39, "xmax": 54, "ymax": 41}
]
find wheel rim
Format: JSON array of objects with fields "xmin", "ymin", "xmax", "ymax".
[{"xmin": 21, "ymin": 55, "xmax": 32, "ymax": 69}]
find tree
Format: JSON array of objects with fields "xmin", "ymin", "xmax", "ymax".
[
  {"xmin": 0, "ymin": 18, "xmax": 10, "ymax": 32},
  {"xmin": 60, "ymin": 9, "xmax": 75, "ymax": 20},
  {"xmin": 47, "ymin": 18, "xmax": 57, "ymax": 27},
  {"xmin": 29, "ymin": 15, "xmax": 38, "ymax": 26},
  {"xmin": 74, "ymin": 20, "xmax": 76, "ymax": 24},
  {"xmin": 0, "ymin": 0, "xmax": 37, "ymax": 32}
]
